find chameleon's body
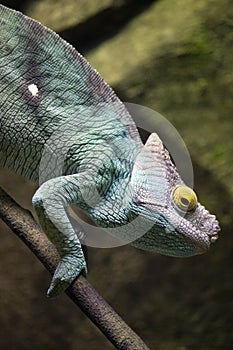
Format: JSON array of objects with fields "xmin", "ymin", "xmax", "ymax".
[{"xmin": 0, "ymin": 5, "xmax": 220, "ymax": 296}]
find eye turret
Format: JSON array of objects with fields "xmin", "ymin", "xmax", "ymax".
[{"xmin": 172, "ymin": 185, "xmax": 197, "ymax": 212}]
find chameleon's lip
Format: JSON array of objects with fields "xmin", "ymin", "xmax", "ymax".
[
  {"xmin": 182, "ymin": 235, "xmax": 210, "ymax": 255},
  {"xmin": 180, "ymin": 217, "xmax": 220, "ymax": 255},
  {"xmin": 178, "ymin": 208, "xmax": 220, "ymax": 255},
  {"xmin": 205, "ymin": 215, "xmax": 220, "ymax": 248},
  {"xmin": 195, "ymin": 240, "xmax": 210, "ymax": 254}
]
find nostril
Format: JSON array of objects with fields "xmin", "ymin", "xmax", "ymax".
[{"xmin": 213, "ymin": 221, "xmax": 220, "ymax": 233}]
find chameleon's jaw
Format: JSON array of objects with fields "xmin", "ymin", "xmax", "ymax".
[
  {"xmin": 129, "ymin": 199, "xmax": 220, "ymax": 257},
  {"xmin": 182, "ymin": 234, "xmax": 210, "ymax": 255},
  {"xmin": 180, "ymin": 213, "xmax": 220, "ymax": 255}
]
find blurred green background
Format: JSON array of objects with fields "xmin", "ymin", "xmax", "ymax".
[{"xmin": 0, "ymin": 0, "xmax": 232, "ymax": 349}]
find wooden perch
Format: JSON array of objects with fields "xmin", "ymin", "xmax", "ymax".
[{"xmin": 0, "ymin": 188, "xmax": 150, "ymax": 350}]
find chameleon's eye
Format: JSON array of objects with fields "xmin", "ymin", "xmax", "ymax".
[{"xmin": 172, "ymin": 185, "xmax": 197, "ymax": 212}]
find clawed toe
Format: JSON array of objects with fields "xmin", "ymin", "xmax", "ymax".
[{"xmin": 47, "ymin": 257, "xmax": 87, "ymax": 297}]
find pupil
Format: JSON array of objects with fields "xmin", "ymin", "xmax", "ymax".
[{"xmin": 180, "ymin": 197, "xmax": 189, "ymax": 206}]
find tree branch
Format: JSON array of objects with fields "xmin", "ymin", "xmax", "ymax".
[{"xmin": 0, "ymin": 187, "xmax": 150, "ymax": 350}]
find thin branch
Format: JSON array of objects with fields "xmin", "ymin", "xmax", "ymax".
[{"xmin": 0, "ymin": 188, "xmax": 150, "ymax": 350}]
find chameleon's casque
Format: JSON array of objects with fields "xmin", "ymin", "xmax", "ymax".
[{"xmin": 0, "ymin": 5, "xmax": 220, "ymax": 296}]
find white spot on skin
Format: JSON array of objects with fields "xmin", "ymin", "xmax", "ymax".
[{"xmin": 28, "ymin": 83, "xmax": 39, "ymax": 97}]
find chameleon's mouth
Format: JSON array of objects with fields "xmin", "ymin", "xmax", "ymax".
[
  {"xmin": 182, "ymin": 217, "xmax": 220, "ymax": 255},
  {"xmin": 206, "ymin": 215, "xmax": 220, "ymax": 244},
  {"xmin": 182, "ymin": 234, "xmax": 210, "ymax": 255}
]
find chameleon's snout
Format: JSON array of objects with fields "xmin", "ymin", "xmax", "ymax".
[
  {"xmin": 182, "ymin": 213, "xmax": 220, "ymax": 255},
  {"xmin": 207, "ymin": 215, "xmax": 220, "ymax": 244}
]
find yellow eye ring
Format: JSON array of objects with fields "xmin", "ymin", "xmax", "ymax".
[{"xmin": 172, "ymin": 185, "xmax": 197, "ymax": 212}]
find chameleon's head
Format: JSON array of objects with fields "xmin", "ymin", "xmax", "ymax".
[{"xmin": 130, "ymin": 133, "xmax": 220, "ymax": 257}]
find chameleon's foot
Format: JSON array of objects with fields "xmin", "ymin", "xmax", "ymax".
[{"xmin": 47, "ymin": 256, "xmax": 87, "ymax": 297}]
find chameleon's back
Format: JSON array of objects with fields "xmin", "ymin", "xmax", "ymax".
[{"xmin": 0, "ymin": 5, "xmax": 141, "ymax": 181}]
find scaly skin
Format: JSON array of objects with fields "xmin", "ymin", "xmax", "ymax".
[{"xmin": 0, "ymin": 5, "xmax": 220, "ymax": 296}]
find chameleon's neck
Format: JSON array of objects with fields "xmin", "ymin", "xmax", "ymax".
[{"xmin": 80, "ymin": 135, "xmax": 143, "ymax": 227}]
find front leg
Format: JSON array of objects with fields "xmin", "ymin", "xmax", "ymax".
[{"xmin": 32, "ymin": 173, "xmax": 95, "ymax": 297}]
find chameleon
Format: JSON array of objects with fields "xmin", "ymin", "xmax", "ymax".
[{"xmin": 0, "ymin": 5, "xmax": 220, "ymax": 297}]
